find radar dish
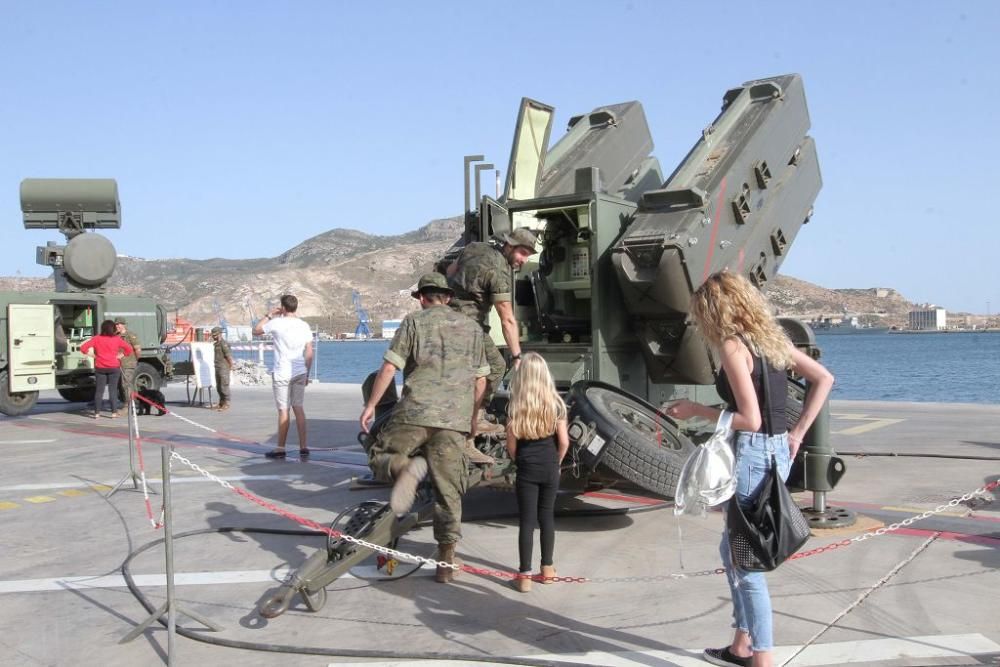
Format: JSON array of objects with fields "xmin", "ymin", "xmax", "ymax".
[{"xmin": 63, "ymin": 233, "xmax": 117, "ymax": 286}]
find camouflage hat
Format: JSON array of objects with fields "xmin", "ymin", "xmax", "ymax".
[
  {"xmin": 114, "ymin": 317, "xmax": 127, "ymax": 325},
  {"xmin": 211, "ymin": 326, "xmax": 223, "ymax": 335},
  {"xmin": 502, "ymin": 228, "xmax": 539, "ymax": 253},
  {"xmin": 410, "ymin": 272, "xmax": 454, "ymax": 299}
]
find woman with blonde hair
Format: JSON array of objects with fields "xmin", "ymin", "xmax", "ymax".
[
  {"xmin": 506, "ymin": 352, "xmax": 569, "ymax": 593},
  {"xmin": 664, "ymin": 271, "xmax": 833, "ymax": 667}
]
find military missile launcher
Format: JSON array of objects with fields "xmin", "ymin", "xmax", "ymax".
[
  {"xmin": 441, "ymin": 74, "xmax": 841, "ymax": 504},
  {"xmin": 260, "ymin": 74, "xmax": 850, "ymax": 620},
  {"xmin": 0, "ymin": 179, "xmax": 173, "ymax": 416}
]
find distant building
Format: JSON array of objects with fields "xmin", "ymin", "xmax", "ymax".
[
  {"xmin": 381, "ymin": 319, "xmax": 402, "ymax": 339},
  {"xmin": 908, "ymin": 307, "xmax": 946, "ymax": 330},
  {"xmin": 225, "ymin": 325, "xmax": 253, "ymax": 342}
]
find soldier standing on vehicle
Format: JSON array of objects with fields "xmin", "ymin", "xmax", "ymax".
[
  {"xmin": 211, "ymin": 326, "xmax": 234, "ymax": 410},
  {"xmin": 360, "ymin": 273, "xmax": 489, "ymax": 583},
  {"xmin": 446, "ymin": 227, "xmax": 538, "ymax": 430},
  {"xmin": 115, "ymin": 318, "xmax": 141, "ymax": 399}
]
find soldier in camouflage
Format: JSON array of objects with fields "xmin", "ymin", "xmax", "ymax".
[
  {"xmin": 115, "ymin": 318, "xmax": 141, "ymax": 400},
  {"xmin": 360, "ymin": 272, "xmax": 489, "ymax": 583},
  {"xmin": 211, "ymin": 326, "xmax": 234, "ymax": 410},
  {"xmin": 446, "ymin": 227, "xmax": 538, "ymax": 411}
]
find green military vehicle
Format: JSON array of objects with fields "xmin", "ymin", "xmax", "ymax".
[
  {"xmin": 264, "ymin": 75, "xmax": 849, "ymax": 619},
  {"xmin": 0, "ymin": 179, "xmax": 172, "ymax": 417}
]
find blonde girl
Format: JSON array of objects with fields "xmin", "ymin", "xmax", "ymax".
[
  {"xmin": 664, "ymin": 271, "xmax": 833, "ymax": 667},
  {"xmin": 506, "ymin": 352, "xmax": 569, "ymax": 593}
]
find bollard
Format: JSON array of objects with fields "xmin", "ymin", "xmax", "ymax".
[{"xmin": 792, "ymin": 383, "xmax": 855, "ymax": 528}]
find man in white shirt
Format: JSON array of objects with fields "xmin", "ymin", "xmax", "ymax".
[{"xmin": 253, "ymin": 294, "xmax": 315, "ymax": 459}]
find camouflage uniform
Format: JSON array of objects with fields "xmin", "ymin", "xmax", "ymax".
[
  {"xmin": 368, "ymin": 304, "xmax": 489, "ymax": 544},
  {"xmin": 213, "ymin": 333, "xmax": 234, "ymax": 406},
  {"xmin": 447, "ymin": 241, "xmax": 510, "ymax": 396},
  {"xmin": 118, "ymin": 328, "xmax": 141, "ymax": 397}
]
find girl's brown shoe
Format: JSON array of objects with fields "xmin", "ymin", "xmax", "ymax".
[
  {"xmin": 540, "ymin": 565, "xmax": 556, "ymax": 584},
  {"xmin": 514, "ymin": 573, "xmax": 532, "ymax": 593}
]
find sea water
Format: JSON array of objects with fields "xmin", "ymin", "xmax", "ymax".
[{"xmin": 194, "ymin": 333, "xmax": 1000, "ymax": 405}]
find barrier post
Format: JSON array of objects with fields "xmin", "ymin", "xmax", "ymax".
[
  {"xmin": 108, "ymin": 393, "xmax": 149, "ymax": 498},
  {"xmin": 120, "ymin": 445, "xmax": 222, "ymax": 657}
]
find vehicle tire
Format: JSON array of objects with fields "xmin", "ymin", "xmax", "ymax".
[
  {"xmin": 134, "ymin": 362, "xmax": 162, "ymax": 391},
  {"xmin": 568, "ymin": 381, "xmax": 695, "ymax": 498},
  {"xmin": 0, "ymin": 369, "xmax": 39, "ymax": 416},
  {"xmin": 58, "ymin": 387, "xmax": 96, "ymax": 403}
]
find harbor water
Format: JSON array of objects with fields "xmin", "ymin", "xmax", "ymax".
[{"xmin": 179, "ymin": 332, "xmax": 1000, "ymax": 405}]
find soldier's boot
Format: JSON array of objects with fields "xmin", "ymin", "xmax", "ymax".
[
  {"xmin": 435, "ymin": 542, "xmax": 463, "ymax": 583},
  {"xmin": 540, "ymin": 564, "xmax": 557, "ymax": 584},
  {"xmin": 464, "ymin": 437, "xmax": 495, "ymax": 465},
  {"xmin": 475, "ymin": 409, "xmax": 505, "ymax": 436},
  {"xmin": 389, "ymin": 456, "xmax": 428, "ymax": 515}
]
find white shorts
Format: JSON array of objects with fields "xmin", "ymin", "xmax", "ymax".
[{"xmin": 272, "ymin": 373, "xmax": 308, "ymax": 410}]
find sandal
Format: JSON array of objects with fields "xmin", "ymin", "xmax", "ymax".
[
  {"xmin": 299, "ymin": 449, "xmax": 311, "ymax": 459},
  {"xmin": 264, "ymin": 449, "xmax": 287, "ymax": 459}
]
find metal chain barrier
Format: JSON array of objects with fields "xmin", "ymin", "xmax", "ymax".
[
  {"xmin": 127, "ymin": 393, "xmax": 1000, "ymax": 583},
  {"xmin": 167, "ymin": 445, "xmax": 998, "ymax": 585},
  {"xmin": 846, "ymin": 479, "xmax": 1000, "ymax": 544}
]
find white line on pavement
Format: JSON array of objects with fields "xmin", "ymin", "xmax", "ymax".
[
  {"xmin": 0, "ymin": 474, "xmax": 306, "ymax": 492},
  {"xmin": 0, "ymin": 565, "xmax": 433, "ymax": 593},
  {"xmin": 322, "ymin": 634, "xmax": 1000, "ymax": 667},
  {"xmin": 0, "ymin": 439, "xmax": 57, "ymax": 444}
]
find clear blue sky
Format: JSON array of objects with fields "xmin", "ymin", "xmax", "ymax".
[{"xmin": 2, "ymin": 1, "xmax": 997, "ymax": 313}]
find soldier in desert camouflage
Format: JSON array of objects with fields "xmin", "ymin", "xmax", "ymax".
[
  {"xmin": 446, "ymin": 228, "xmax": 538, "ymax": 431},
  {"xmin": 211, "ymin": 326, "xmax": 234, "ymax": 410},
  {"xmin": 360, "ymin": 272, "xmax": 489, "ymax": 583},
  {"xmin": 115, "ymin": 318, "xmax": 141, "ymax": 399}
]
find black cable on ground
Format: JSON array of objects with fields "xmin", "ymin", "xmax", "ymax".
[
  {"xmin": 837, "ymin": 451, "xmax": 1000, "ymax": 461},
  {"xmin": 121, "ymin": 502, "xmax": 670, "ymax": 665}
]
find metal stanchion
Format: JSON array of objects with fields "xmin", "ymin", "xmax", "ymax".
[
  {"xmin": 120, "ymin": 445, "xmax": 222, "ymax": 661},
  {"xmin": 108, "ymin": 392, "xmax": 149, "ymax": 498}
]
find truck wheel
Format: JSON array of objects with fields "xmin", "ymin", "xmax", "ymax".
[
  {"xmin": 58, "ymin": 387, "xmax": 96, "ymax": 403},
  {"xmin": 0, "ymin": 369, "xmax": 39, "ymax": 416},
  {"xmin": 134, "ymin": 362, "xmax": 162, "ymax": 391},
  {"xmin": 568, "ymin": 381, "xmax": 695, "ymax": 498}
]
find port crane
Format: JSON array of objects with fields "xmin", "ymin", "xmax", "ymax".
[{"xmin": 352, "ymin": 290, "xmax": 372, "ymax": 339}]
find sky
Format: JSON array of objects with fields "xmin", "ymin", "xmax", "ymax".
[{"xmin": 1, "ymin": 1, "xmax": 998, "ymax": 313}]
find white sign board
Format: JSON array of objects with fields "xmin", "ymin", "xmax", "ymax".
[{"xmin": 190, "ymin": 342, "xmax": 216, "ymax": 389}]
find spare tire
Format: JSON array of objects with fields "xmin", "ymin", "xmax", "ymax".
[{"xmin": 567, "ymin": 381, "xmax": 695, "ymax": 498}]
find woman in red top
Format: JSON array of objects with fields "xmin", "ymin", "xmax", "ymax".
[{"xmin": 80, "ymin": 319, "xmax": 134, "ymax": 419}]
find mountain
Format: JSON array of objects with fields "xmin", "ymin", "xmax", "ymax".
[{"xmin": 0, "ymin": 216, "xmax": 923, "ymax": 332}]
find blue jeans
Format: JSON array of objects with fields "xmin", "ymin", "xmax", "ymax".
[{"xmin": 720, "ymin": 431, "xmax": 791, "ymax": 651}]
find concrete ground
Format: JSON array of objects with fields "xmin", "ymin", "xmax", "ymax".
[{"xmin": 0, "ymin": 383, "xmax": 997, "ymax": 666}]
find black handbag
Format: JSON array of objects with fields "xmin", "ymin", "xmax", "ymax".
[{"xmin": 726, "ymin": 357, "xmax": 811, "ymax": 572}]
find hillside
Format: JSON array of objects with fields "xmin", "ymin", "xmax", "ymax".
[{"xmin": 0, "ymin": 216, "xmax": 924, "ymax": 332}]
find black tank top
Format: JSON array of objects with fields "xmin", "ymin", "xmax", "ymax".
[
  {"xmin": 515, "ymin": 435, "xmax": 559, "ymax": 483},
  {"xmin": 715, "ymin": 345, "xmax": 787, "ymax": 435}
]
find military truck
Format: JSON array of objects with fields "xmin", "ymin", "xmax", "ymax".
[{"xmin": 0, "ymin": 179, "xmax": 172, "ymax": 417}]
